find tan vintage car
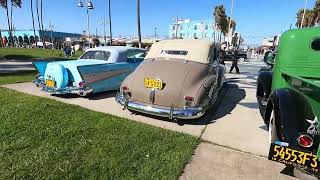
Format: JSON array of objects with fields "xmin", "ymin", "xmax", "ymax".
[{"xmin": 116, "ymin": 39, "xmax": 226, "ymax": 119}]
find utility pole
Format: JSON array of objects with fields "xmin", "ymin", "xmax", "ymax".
[
  {"xmin": 301, "ymin": 0, "xmax": 309, "ymax": 28},
  {"xmin": 173, "ymin": 16, "xmax": 179, "ymax": 39},
  {"xmin": 137, "ymin": 0, "xmax": 142, "ymax": 48},
  {"xmin": 108, "ymin": 0, "xmax": 113, "ymax": 45},
  {"xmin": 154, "ymin": 27, "xmax": 157, "ymax": 39},
  {"xmin": 49, "ymin": 20, "xmax": 54, "ymax": 49}
]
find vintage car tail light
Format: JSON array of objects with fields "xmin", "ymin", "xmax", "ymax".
[
  {"xmin": 122, "ymin": 86, "xmax": 129, "ymax": 91},
  {"xmin": 122, "ymin": 86, "xmax": 131, "ymax": 97},
  {"xmin": 78, "ymin": 81, "xmax": 85, "ymax": 88},
  {"xmin": 184, "ymin": 96, "xmax": 194, "ymax": 107},
  {"xmin": 297, "ymin": 135, "xmax": 313, "ymax": 148},
  {"xmin": 185, "ymin": 96, "xmax": 194, "ymax": 102}
]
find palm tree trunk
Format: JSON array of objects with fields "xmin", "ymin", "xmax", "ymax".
[
  {"xmin": 36, "ymin": 0, "xmax": 42, "ymax": 47},
  {"xmin": 137, "ymin": 0, "xmax": 142, "ymax": 48},
  {"xmin": 5, "ymin": 2, "xmax": 12, "ymax": 46},
  {"xmin": 10, "ymin": 0, "xmax": 15, "ymax": 47},
  {"xmin": 0, "ymin": 29, "xmax": 2, "ymax": 47},
  {"xmin": 40, "ymin": 0, "xmax": 46, "ymax": 48},
  {"xmin": 31, "ymin": 0, "xmax": 36, "ymax": 44}
]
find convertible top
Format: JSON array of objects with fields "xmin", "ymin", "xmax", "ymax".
[{"xmin": 145, "ymin": 39, "xmax": 216, "ymax": 64}]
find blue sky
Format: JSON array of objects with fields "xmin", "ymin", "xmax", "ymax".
[{"xmin": 0, "ymin": 0, "xmax": 316, "ymax": 44}]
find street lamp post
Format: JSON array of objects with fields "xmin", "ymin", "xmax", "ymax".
[
  {"xmin": 100, "ymin": 19, "xmax": 107, "ymax": 45},
  {"xmin": 108, "ymin": 0, "xmax": 113, "ymax": 46},
  {"xmin": 301, "ymin": 0, "xmax": 309, "ymax": 28},
  {"xmin": 49, "ymin": 20, "xmax": 54, "ymax": 49},
  {"xmin": 78, "ymin": 0, "xmax": 94, "ymax": 48}
]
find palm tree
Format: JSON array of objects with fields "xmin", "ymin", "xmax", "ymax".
[
  {"xmin": 30, "ymin": 0, "xmax": 36, "ymax": 42},
  {"xmin": 35, "ymin": 0, "xmax": 43, "ymax": 47},
  {"xmin": 137, "ymin": 0, "xmax": 142, "ymax": 48},
  {"xmin": 10, "ymin": 0, "xmax": 22, "ymax": 46},
  {"xmin": 0, "ymin": 0, "xmax": 5, "ymax": 47},
  {"xmin": 214, "ymin": 5, "xmax": 228, "ymax": 42},
  {"xmin": 312, "ymin": 0, "xmax": 320, "ymax": 26},
  {"xmin": 40, "ymin": 0, "xmax": 46, "ymax": 48}
]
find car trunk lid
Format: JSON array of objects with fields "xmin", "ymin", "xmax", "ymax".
[{"xmin": 130, "ymin": 58, "xmax": 191, "ymax": 108}]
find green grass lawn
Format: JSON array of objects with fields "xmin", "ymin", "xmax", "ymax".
[
  {"xmin": 0, "ymin": 73, "xmax": 199, "ymax": 179},
  {"xmin": 0, "ymin": 48, "xmax": 83, "ymax": 60},
  {"xmin": 0, "ymin": 71, "xmax": 37, "ymax": 85}
]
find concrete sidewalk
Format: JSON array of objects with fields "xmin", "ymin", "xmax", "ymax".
[{"xmin": 180, "ymin": 143, "xmax": 295, "ymax": 180}]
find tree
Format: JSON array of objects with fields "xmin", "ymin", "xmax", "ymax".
[
  {"xmin": 312, "ymin": 0, "xmax": 320, "ymax": 26},
  {"xmin": 0, "ymin": 0, "xmax": 5, "ymax": 46},
  {"xmin": 214, "ymin": 5, "xmax": 228, "ymax": 42},
  {"xmin": 30, "ymin": 0, "xmax": 36, "ymax": 42},
  {"xmin": 10, "ymin": 0, "xmax": 22, "ymax": 46},
  {"xmin": 296, "ymin": 0, "xmax": 320, "ymax": 28},
  {"xmin": 0, "ymin": 0, "xmax": 13, "ymax": 46}
]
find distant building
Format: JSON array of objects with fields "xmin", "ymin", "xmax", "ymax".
[
  {"xmin": 168, "ymin": 18, "xmax": 242, "ymax": 49},
  {"xmin": 262, "ymin": 35, "xmax": 280, "ymax": 47},
  {"xmin": 1, "ymin": 30, "xmax": 81, "ymax": 45},
  {"xmin": 168, "ymin": 18, "xmax": 221, "ymax": 41}
]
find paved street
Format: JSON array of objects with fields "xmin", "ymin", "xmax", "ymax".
[
  {"xmin": 0, "ymin": 61, "xmax": 34, "ymax": 73},
  {"xmin": 1, "ymin": 59, "xmax": 296, "ymax": 179}
]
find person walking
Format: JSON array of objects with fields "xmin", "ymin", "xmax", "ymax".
[{"xmin": 229, "ymin": 50, "xmax": 240, "ymax": 74}]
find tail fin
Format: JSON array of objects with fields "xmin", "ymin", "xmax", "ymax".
[{"xmin": 32, "ymin": 61, "xmax": 49, "ymax": 76}]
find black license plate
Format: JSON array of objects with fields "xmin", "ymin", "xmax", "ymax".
[{"xmin": 269, "ymin": 142, "xmax": 320, "ymax": 174}]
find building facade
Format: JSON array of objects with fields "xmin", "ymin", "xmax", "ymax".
[
  {"xmin": 169, "ymin": 19, "xmax": 221, "ymax": 41},
  {"xmin": 1, "ymin": 30, "xmax": 81, "ymax": 45}
]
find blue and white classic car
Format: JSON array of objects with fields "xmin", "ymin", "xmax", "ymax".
[{"xmin": 33, "ymin": 46, "xmax": 146, "ymax": 96}]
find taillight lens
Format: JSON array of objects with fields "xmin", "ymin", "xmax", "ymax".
[
  {"xmin": 297, "ymin": 135, "xmax": 313, "ymax": 148},
  {"xmin": 79, "ymin": 81, "xmax": 85, "ymax": 87},
  {"xmin": 121, "ymin": 86, "xmax": 131, "ymax": 97},
  {"xmin": 185, "ymin": 96, "xmax": 194, "ymax": 102},
  {"xmin": 122, "ymin": 86, "xmax": 129, "ymax": 91}
]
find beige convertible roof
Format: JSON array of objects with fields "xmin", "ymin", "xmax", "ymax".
[{"xmin": 145, "ymin": 39, "xmax": 216, "ymax": 64}]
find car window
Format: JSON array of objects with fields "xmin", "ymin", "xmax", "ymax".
[
  {"xmin": 80, "ymin": 51, "xmax": 111, "ymax": 61},
  {"xmin": 161, "ymin": 50, "xmax": 188, "ymax": 55},
  {"xmin": 127, "ymin": 51, "xmax": 146, "ymax": 58}
]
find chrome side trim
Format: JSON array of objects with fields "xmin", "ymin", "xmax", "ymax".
[
  {"xmin": 33, "ymin": 76, "xmax": 93, "ymax": 96},
  {"xmin": 115, "ymin": 93, "xmax": 205, "ymax": 120}
]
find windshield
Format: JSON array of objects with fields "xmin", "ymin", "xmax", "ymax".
[{"xmin": 79, "ymin": 51, "xmax": 111, "ymax": 61}]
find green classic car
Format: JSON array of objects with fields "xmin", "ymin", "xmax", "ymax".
[{"xmin": 257, "ymin": 28, "xmax": 320, "ymax": 178}]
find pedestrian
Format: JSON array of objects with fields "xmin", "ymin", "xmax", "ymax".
[
  {"xmin": 229, "ymin": 50, "xmax": 240, "ymax": 74},
  {"xmin": 219, "ymin": 50, "xmax": 225, "ymax": 65}
]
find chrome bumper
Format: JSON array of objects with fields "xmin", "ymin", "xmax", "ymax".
[
  {"xmin": 115, "ymin": 93, "xmax": 205, "ymax": 120},
  {"xmin": 33, "ymin": 77, "xmax": 93, "ymax": 96}
]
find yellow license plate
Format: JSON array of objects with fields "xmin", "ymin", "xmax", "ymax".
[
  {"xmin": 269, "ymin": 143, "xmax": 320, "ymax": 174},
  {"xmin": 46, "ymin": 79, "xmax": 55, "ymax": 88},
  {"xmin": 144, "ymin": 78, "xmax": 163, "ymax": 89}
]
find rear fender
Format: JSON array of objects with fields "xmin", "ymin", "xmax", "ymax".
[
  {"xmin": 266, "ymin": 88, "xmax": 316, "ymax": 148},
  {"xmin": 33, "ymin": 61, "xmax": 50, "ymax": 76},
  {"xmin": 77, "ymin": 62, "xmax": 134, "ymax": 92}
]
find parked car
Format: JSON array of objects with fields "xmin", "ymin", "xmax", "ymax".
[
  {"xmin": 256, "ymin": 28, "xmax": 320, "ymax": 179},
  {"xmin": 223, "ymin": 50, "xmax": 248, "ymax": 62},
  {"xmin": 33, "ymin": 46, "xmax": 146, "ymax": 96},
  {"xmin": 116, "ymin": 39, "xmax": 225, "ymax": 120}
]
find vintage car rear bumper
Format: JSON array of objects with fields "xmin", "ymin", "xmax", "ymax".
[
  {"xmin": 33, "ymin": 76, "xmax": 93, "ymax": 96},
  {"xmin": 115, "ymin": 93, "xmax": 205, "ymax": 120}
]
